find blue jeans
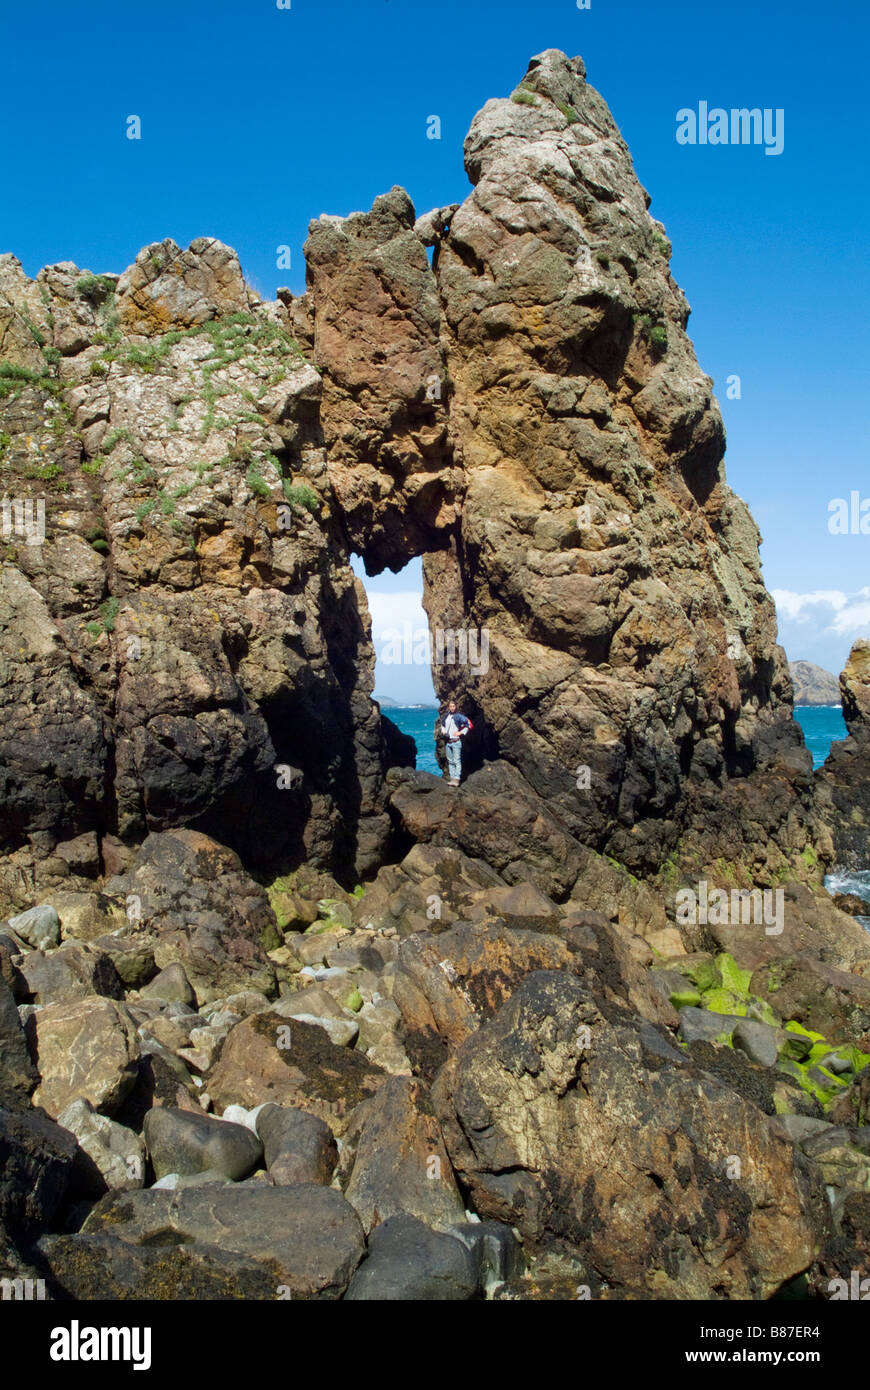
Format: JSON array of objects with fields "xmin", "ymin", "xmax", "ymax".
[{"xmin": 446, "ymin": 738, "xmax": 462, "ymax": 780}]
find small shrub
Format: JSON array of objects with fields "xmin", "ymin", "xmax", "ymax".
[
  {"xmin": 283, "ymin": 481, "xmax": 320, "ymax": 514},
  {"xmin": 511, "ymin": 89, "xmax": 538, "ymax": 107},
  {"xmin": 75, "ymin": 274, "xmax": 115, "ymax": 303},
  {"xmin": 86, "ymin": 595, "xmax": 120, "ymax": 638},
  {"xmin": 23, "ymin": 462, "xmax": 63, "ymax": 480},
  {"xmin": 557, "ymin": 103, "xmax": 579, "ymax": 124},
  {"xmin": 246, "ymin": 462, "xmax": 270, "ymax": 499},
  {"xmin": 649, "ymin": 324, "xmax": 668, "ymax": 354}
]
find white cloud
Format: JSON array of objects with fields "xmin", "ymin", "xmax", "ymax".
[
  {"xmin": 364, "ymin": 590, "xmax": 428, "ymax": 642},
  {"xmin": 773, "ymin": 588, "xmax": 870, "ymax": 638}
]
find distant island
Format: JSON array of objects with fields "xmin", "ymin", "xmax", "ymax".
[
  {"xmin": 375, "ymin": 696, "xmax": 437, "ymax": 709},
  {"xmin": 789, "ymin": 660, "xmax": 842, "ymax": 706}
]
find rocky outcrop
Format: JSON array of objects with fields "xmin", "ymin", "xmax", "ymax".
[
  {"xmin": 0, "ymin": 49, "xmax": 827, "ymax": 904},
  {"xmin": 817, "ymin": 641, "xmax": 870, "ymax": 867},
  {"xmin": 433, "ymin": 971, "xmax": 826, "ymax": 1298},
  {"xmin": 789, "ymin": 660, "xmax": 841, "ymax": 707},
  {"xmin": 0, "ymin": 240, "xmax": 402, "ymax": 900}
]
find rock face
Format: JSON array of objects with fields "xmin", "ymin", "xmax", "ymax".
[
  {"xmin": 0, "ymin": 240, "xmax": 402, "ymax": 903},
  {"xmin": 817, "ymin": 641, "xmax": 870, "ymax": 868},
  {"xmin": 0, "ymin": 48, "xmax": 822, "ymax": 906},
  {"xmin": 433, "ymin": 971, "xmax": 825, "ymax": 1298},
  {"xmin": 789, "ymin": 661, "xmax": 841, "ymax": 707}
]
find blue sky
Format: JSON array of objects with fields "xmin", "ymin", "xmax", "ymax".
[{"xmin": 2, "ymin": 0, "xmax": 867, "ymax": 701}]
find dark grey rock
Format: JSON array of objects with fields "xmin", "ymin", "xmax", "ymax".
[
  {"xmin": 144, "ymin": 1106, "xmax": 263, "ymax": 1181},
  {"xmin": 733, "ymin": 1018, "xmax": 779, "ymax": 1069},
  {"xmin": 0, "ymin": 978, "xmax": 36, "ymax": 1095},
  {"xmin": 677, "ymin": 1006, "xmax": 739, "ymax": 1046},
  {"xmin": 256, "ymin": 1104, "xmax": 337, "ymax": 1186},
  {"xmin": 84, "ymin": 1183, "xmax": 365, "ymax": 1298},
  {"xmin": 344, "ymin": 1213, "xmax": 478, "ymax": 1300}
]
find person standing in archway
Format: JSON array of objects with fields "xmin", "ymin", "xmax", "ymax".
[{"xmin": 440, "ymin": 698, "xmax": 472, "ymax": 786}]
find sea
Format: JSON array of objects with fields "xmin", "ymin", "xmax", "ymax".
[
  {"xmin": 387, "ymin": 701, "xmax": 870, "ymax": 915},
  {"xmin": 793, "ymin": 705, "xmax": 870, "ymax": 915},
  {"xmin": 383, "ymin": 704, "xmax": 440, "ymax": 775}
]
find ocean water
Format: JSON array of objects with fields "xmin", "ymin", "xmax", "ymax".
[
  {"xmin": 382, "ymin": 705, "xmax": 440, "ymax": 775},
  {"xmin": 793, "ymin": 704, "xmax": 847, "ymax": 770}
]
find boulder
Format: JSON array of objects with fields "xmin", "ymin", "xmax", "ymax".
[
  {"xmin": 14, "ymin": 940, "xmax": 124, "ymax": 1005},
  {"xmin": 30, "ymin": 997, "xmax": 141, "ymax": 1118},
  {"xmin": 58, "ymin": 1097, "xmax": 145, "ymax": 1195},
  {"xmin": 107, "ymin": 831, "xmax": 278, "ymax": 1004},
  {"xmin": 5, "ymin": 905, "xmax": 60, "ymax": 951},
  {"xmin": 82, "ymin": 1183, "xmax": 365, "ymax": 1299},
  {"xmin": 255, "ymin": 1104, "xmax": 337, "ymax": 1186},
  {"xmin": 0, "ymin": 978, "xmax": 36, "ymax": 1095},
  {"xmin": 393, "ymin": 920, "xmax": 577, "ymax": 1079},
  {"xmin": 0, "ymin": 1102, "xmax": 77, "ymax": 1242},
  {"xmin": 340, "ymin": 1076, "xmax": 465, "ymax": 1234},
  {"xmin": 37, "ymin": 1231, "xmax": 280, "ymax": 1300},
  {"xmin": 207, "ymin": 1012, "xmax": 386, "ymax": 1135},
  {"xmin": 343, "ymin": 1213, "xmax": 477, "ymax": 1301},
  {"xmin": 433, "ymin": 971, "xmax": 827, "ymax": 1298},
  {"xmin": 143, "ymin": 1107, "xmax": 263, "ymax": 1181}
]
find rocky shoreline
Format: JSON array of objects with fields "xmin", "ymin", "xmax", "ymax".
[{"xmin": 1, "ymin": 50, "xmax": 869, "ymax": 1301}]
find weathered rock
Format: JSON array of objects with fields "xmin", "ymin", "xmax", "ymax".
[
  {"xmin": 0, "ymin": 978, "xmax": 36, "ymax": 1094},
  {"xmin": 207, "ymin": 1011, "xmax": 385, "ymax": 1135},
  {"xmin": 680, "ymin": 881, "xmax": 870, "ymax": 973},
  {"xmin": 6, "ymin": 905, "xmax": 60, "ymax": 951},
  {"xmin": 393, "ymin": 920, "xmax": 577, "ymax": 1078},
  {"xmin": 388, "ymin": 764, "xmax": 584, "ymax": 901},
  {"xmin": 750, "ymin": 955, "xmax": 870, "ymax": 1044},
  {"xmin": 115, "ymin": 237, "xmax": 251, "ymax": 335},
  {"xmin": 255, "ymin": 1103, "xmax": 337, "ymax": 1186},
  {"xmin": 0, "ymin": 1102, "xmax": 77, "ymax": 1241},
  {"xmin": 29, "ymin": 997, "xmax": 140, "ymax": 1118},
  {"xmin": 143, "ymin": 1106, "xmax": 263, "ymax": 1181},
  {"xmin": 91, "ymin": 933, "xmax": 157, "ymax": 989},
  {"xmin": 107, "ymin": 831, "xmax": 279, "ymax": 1005},
  {"xmin": 352, "ymin": 843, "xmax": 506, "ymax": 938},
  {"xmin": 817, "ymin": 641, "xmax": 870, "ymax": 869},
  {"xmin": 808, "ymin": 1189, "xmax": 870, "ymax": 1295},
  {"xmin": 37, "ymin": 1230, "xmax": 279, "ymax": 1300},
  {"xmin": 343, "ymin": 1213, "xmax": 477, "ymax": 1301},
  {"xmin": 14, "ymin": 940, "xmax": 124, "ymax": 1005},
  {"xmin": 83, "ymin": 1183, "xmax": 365, "ymax": 1299},
  {"xmin": 433, "ymin": 971, "xmax": 827, "ymax": 1298},
  {"xmin": 340, "ymin": 1076, "xmax": 465, "ymax": 1233},
  {"xmin": 58, "ymin": 1097, "xmax": 145, "ymax": 1195},
  {"xmin": 140, "ymin": 962, "xmax": 195, "ymax": 1006}
]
